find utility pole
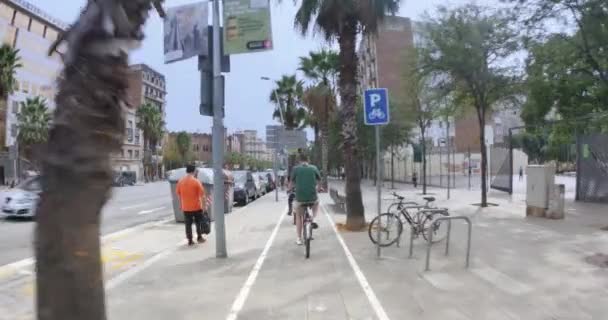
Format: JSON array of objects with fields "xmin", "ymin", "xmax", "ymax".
[{"xmin": 211, "ymin": 0, "xmax": 227, "ymax": 258}]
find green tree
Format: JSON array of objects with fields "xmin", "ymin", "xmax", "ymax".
[
  {"xmin": 136, "ymin": 103, "xmax": 165, "ymax": 180},
  {"xmin": 0, "ymin": 44, "xmax": 22, "ymax": 150},
  {"xmin": 175, "ymin": 131, "xmax": 191, "ymax": 165},
  {"xmin": 299, "ymin": 49, "xmax": 339, "ymax": 189},
  {"xmin": 269, "ymin": 75, "xmax": 307, "ymax": 130},
  {"xmin": 16, "ymin": 96, "xmax": 51, "ymax": 164},
  {"xmin": 419, "ymin": 4, "xmax": 519, "ymax": 207},
  {"xmin": 382, "ymin": 121, "xmax": 411, "ymax": 189},
  {"xmin": 294, "ymin": 0, "xmax": 400, "ymax": 230}
]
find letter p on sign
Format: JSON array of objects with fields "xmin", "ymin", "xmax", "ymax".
[{"xmin": 370, "ymin": 93, "xmax": 381, "ymax": 107}]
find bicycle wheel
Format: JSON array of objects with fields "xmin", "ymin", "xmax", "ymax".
[
  {"xmin": 304, "ymin": 221, "xmax": 311, "ymax": 258},
  {"xmin": 421, "ymin": 211, "xmax": 450, "ymax": 243},
  {"xmin": 368, "ymin": 213, "xmax": 403, "ymax": 247}
]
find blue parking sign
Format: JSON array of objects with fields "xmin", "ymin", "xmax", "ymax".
[{"xmin": 364, "ymin": 88, "xmax": 389, "ymax": 126}]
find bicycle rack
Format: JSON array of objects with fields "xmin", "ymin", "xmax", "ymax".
[
  {"xmin": 395, "ymin": 205, "xmax": 435, "ymax": 248},
  {"xmin": 423, "ymin": 216, "xmax": 472, "ymax": 271}
]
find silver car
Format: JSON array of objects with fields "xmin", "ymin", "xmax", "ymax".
[{"xmin": 1, "ymin": 176, "xmax": 41, "ymax": 218}]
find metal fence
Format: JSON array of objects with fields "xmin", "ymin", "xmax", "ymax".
[
  {"xmin": 576, "ymin": 134, "xmax": 608, "ymax": 203},
  {"xmin": 490, "ymin": 144, "xmax": 512, "ymax": 193}
]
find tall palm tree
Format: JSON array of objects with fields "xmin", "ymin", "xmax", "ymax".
[
  {"xmin": 16, "ymin": 96, "xmax": 51, "ymax": 164},
  {"xmin": 294, "ymin": 0, "xmax": 400, "ymax": 230},
  {"xmin": 136, "ymin": 102, "xmax": 165, "ymax": 181},
  {"xmin": 269, "ymin": 74, "xmax": 307, "ymax": 130},
  {"xmin": 37, "ymin": 2, "xmax": 164, "ymax": 319},
  {"xmin": 299, "ymin": 49, "xmax": 339, "ymax": 189},
  {"xmin": 0, "ymin": 44, "xmax": 22, "ymax": 150}
]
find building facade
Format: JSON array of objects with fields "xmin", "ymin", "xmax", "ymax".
[
  {"xmin": 359, "ymin": 16, "xmax": 415, "ymax": 128},
  {"xmin": 0, "ymin": 0, "xmax": 67, "ymax": 183},
  {"xmin": 120, "ymin": 64, "xmax": 167, "ymax": 181}
]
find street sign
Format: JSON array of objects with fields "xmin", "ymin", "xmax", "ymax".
[
  {"xmin": 364, "ymin": 88, "xmax": 390, "ymax": 126},
  {"xmin": 163, "ymin": 2, "xmax": 209, "ymax": 64},
  {"xmin": 223, "ymin": 0, "xmax": 273, "ymax": 55}
]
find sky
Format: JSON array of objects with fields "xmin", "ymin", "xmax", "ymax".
[{"xmin": 32, "ymin": 0, "xmax": 498, "ymax": 138}]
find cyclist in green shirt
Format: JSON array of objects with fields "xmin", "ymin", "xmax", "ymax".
[{"xmin": 289, "ymin": 153, "xmax": 322, "ymax": 245}]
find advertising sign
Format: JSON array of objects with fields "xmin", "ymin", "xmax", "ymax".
[
  {"xmin": 223, "ymin": 0, "xmax": 273, "ymax": 55},
  {"xmin": 164, "ymin": 2, "xmax": 209, "ymax": 64}
]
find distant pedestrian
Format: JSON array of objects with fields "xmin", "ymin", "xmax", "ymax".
[
  {"xmin": 176, "ymin": 165, "xmax": 207, "ymax": 246},
  {"xmin": 412, "ymin": 172, "xmax": 418, "ymax": 188},
  {"xmin": 519, "ymin": 166, "xmax": 524, "ymax": 181}
]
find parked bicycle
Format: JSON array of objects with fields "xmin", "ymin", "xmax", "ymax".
[{"xmin": 368, "ymin": 192, "xmax": 450, "ymax": 247}]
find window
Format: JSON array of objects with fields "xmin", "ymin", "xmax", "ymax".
[
  {"xmin": 134, "ymin": 129, "xmax": 140, "ymax": 145},
  {"xmin": 12, "ymin": 101, "xmax": 19, "ymax": 114},
  {"xmin": 128, "ymin": 150, "xmax": 133, "ymax": 159},
  {"xmin": 127, "ymin": 120, "xmax": 133, "ymax": 142},
  {"xmin": 134, "ymin": 150, "xmax": 139, "ymax": 159},
  {"xmin": 11, "ymin": 124, "xmax": 17, "ymax": 137}
]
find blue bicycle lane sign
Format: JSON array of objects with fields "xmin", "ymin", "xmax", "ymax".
[{"xmin": 363, "ymin": 88, "xmax": 389, "ymax": 126}]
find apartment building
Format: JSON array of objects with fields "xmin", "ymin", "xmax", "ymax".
[
  {"xmin": 119, "ymin": 64, "xmax": 168, "ymax": 180},
  {"xmin": 0, "ymin": 0, "xmax": 67, "ymax": 183}
]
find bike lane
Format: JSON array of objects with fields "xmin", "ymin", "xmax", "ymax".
[{"xmin": 232, "ymin": 196, "xmax": 383, "ymax": 320}]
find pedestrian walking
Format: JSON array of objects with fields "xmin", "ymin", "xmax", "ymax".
[
  {"xmin": 176, "ymin": 164, "xmax": 207, "ymax": 246},
  {"xmin": 519, "ymin": 166, "xmax": 524, "ymax": 181},
  {"xmin": 412, "ymin": 171, "xmax": 418, "ymax": 188}
]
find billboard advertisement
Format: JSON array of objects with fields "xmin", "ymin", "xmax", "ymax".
[
  {"xmin": 164, "ymin": 2, "xmax": 209, "ymax": 64},
  {"xmin": 223, "ymin": 0, "xmax": 273, "ymax": 55}
]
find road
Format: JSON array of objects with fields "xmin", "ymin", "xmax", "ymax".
[{"xmin": 0, "ymin": 181, "xmax": 173, "ymax": 266}]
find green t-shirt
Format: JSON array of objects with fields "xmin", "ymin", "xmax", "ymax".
[{"xmin": 291, "ymin": 163, "xmax": 321, "ymax": 203}]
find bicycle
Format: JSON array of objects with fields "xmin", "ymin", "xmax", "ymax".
[{"xmin": 368, "ymin": 192, "xmax": 450, "ymax": 247}]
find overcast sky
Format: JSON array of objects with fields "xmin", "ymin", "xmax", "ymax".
[{"xmin": 33, "ymin": 0, "xmax": 498, "ymax": 137}]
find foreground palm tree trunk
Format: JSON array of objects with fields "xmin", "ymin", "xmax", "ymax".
[
  {"xmin": 339, "ymin": 19, "xmax": 365, "ymax": 230},
  {"xmin": 36, "ymin": 1, "xmax": 160, "ymax": 319}
]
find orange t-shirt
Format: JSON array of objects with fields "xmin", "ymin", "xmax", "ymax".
[{"xmin": 176, "ymin": 175, "xmax": 205, "ymax": 212}]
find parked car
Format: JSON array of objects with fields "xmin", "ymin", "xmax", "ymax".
[
  {"xmin": 1, "ymin": 176, "xmax": 41, "ymax": 219},
  {"xmin": 255, "ymin": 173, "xmax": 268, "ymax": 196},
  {"xmin": 113, "ymin": 171, "xmax": 136, "ymax": 187},
  {"xmin": 233, "ymin": 170, "xmax": 256, "ymax": 205}
]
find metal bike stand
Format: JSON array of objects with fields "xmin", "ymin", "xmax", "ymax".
[{"xmin": 425, "ymin": 216, "xmax": 472, "ymax": 271}]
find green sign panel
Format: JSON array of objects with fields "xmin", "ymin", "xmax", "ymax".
[{"xmin": 223, "ymin": 0, "xmax": 273, "ymax": 55}]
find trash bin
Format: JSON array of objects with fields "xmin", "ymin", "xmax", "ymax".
[
  {"xmin": 168, "ymin": 168, "xmax": 188, "ymax": 223},
  {"xmin": 167, "ymin": 167, "xmax": 234, "ymax": 223}
]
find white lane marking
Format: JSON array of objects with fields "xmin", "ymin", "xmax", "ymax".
[
  {"xmin": 137, "ymin": 207, "xmax": 166, "ymax": 215},
  {"xmin": 120, "ymin": 203, "xmax": 149, "ymax": 210},
  {"xmin": 322, "ymin": 205, "xmax": 391, "ymax": 320},
  {"xmin": 225, "ymin": 207, "xmax": 287, "ymax": 320},
  {"xmin": 0, "ymin": 217, "xmax": 173, "ymax": 275},
  {"xmin": 106, "ymin": 239, "xmax": 186, "ymax": 290}
]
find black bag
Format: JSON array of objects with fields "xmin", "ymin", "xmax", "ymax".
[{"xmin": 200, "ymin": 211, "xmax": 211, "ymax": 235}]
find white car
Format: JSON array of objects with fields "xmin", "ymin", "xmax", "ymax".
[{"xmin": 1, "ymin": 176, "xmax": 41, "ymax": 218}]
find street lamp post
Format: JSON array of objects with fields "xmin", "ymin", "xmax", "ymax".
[{"xmin": 261, "ymin": 76, "xmax": 284, "ymax": 203}]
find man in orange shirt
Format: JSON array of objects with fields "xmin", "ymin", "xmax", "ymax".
[{"xmin": 176, "ymin": 165, "xmax": 207, "ymax": 246}]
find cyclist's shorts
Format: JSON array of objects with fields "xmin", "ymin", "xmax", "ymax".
[{"xmin": 294, "ymin": 200, "xmax": 319, "ymax": 213}]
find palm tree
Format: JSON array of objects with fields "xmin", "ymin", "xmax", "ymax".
[
  {"xmin": 294, "ymin": 0, "xmax": 400, "ymax": 229},
  {"xmin": 0, "ymin": 44, "xmax": 22, "ymax": 150},
  {"xmin": 269, "ymin": 75, "xmax": 307, "ymax": 130},
  {"xmin": 16, "ymin": 96, "xmax": 51, "ymax": 164},
  {"xmin": 299, "ymin": 49, "xmax": 339, "ymax": 189},
  {"xmin": 36, "ymin": 2, "xmax": 164, "ymax": 319},
  {"xmin": 136, "ymin": 102, "xmax": 165, "ymax": 181},
  {"xmin": 175, "ymin": 131, "xmax": 191, "ymax": 165}
]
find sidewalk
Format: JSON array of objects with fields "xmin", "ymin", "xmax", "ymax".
[{"xmin": 331, "ymin": 179, "xmax": 608, "ymax": 319}]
